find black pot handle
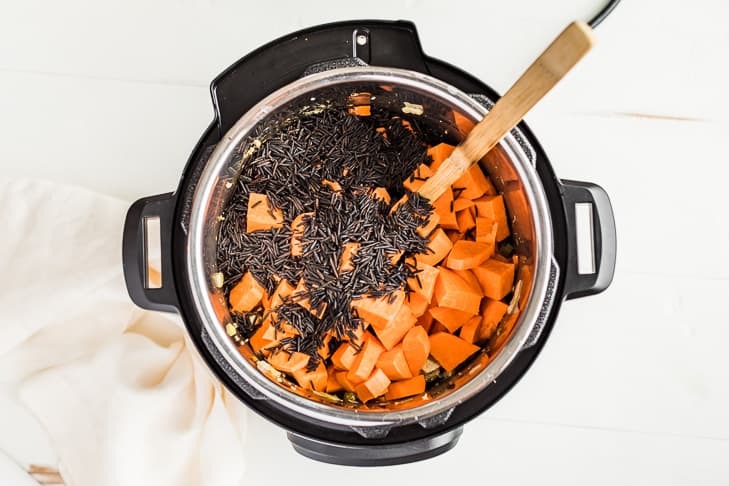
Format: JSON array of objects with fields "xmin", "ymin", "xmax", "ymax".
[
  {"xmin": 122, "ymin": 193, "xmax": 179, "ymax": 312},
  {"xmin": 560, "ymin": 179, "xmax": 616, "ymax": 300}
]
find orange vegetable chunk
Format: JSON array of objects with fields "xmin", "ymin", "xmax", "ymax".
[
  {"xmin": 429, "ymin": 332, "xmax": 480, "ymax": 372},
  {"xmin": 479, "ymin": 298, "xmax": 509, "ymax": 341},
  {"xmin": 452, "ymin": 269, "xmax": 484, "ymax": 296},
  {"xmin": 370, "ymin": 187, "xmax": 391, "ymax": 204},
  {"xmin": 331, "ymin": 342, "xmax": 359, "ymax": 370},
  {"xmin": 292, "ymin": 361, "xmax": 327, "ymax": 392},
  {"xmin": 407, "ymin": 261, "xmax": 440, "ymax": 303},
  {"xmin": 416, "ymin": 311, "xmax": 434, "ymax": 334},
  {"xmin": 453, "ymin": 111, "xmax": 474, "ymax": 135},
  {"xmin": 459, "ymin": 315, "xmax": 482, "ymax": 344},
  {"xmin": 472, "ymin": 259, "xmax": 515, "ymax": 300},
  {"xmin": 292, "ymin": 278, "xmax": 327, "ymax": 318},
  {"xmin": 336, "ymin": 370, "xmax": 358, "ymax": 392},
  {"xmin": 475, "ymin": 216, "xmax": 498, "ymax": 245},
  {"xmin": 247, "ymin": 193, "xmax": 284, "ymax": 232},
  {"xmin": 456, "ymin": 208, "xmax": 476, "ymax": 233},
  {"xmin": 432, "ymin": 187, "xmax": 458, "ymax": 230},
  {"xmin": 355, "ymin": 368, "xmax": 391, "ymax": 402},
  {"xmin": 372, "ymin": 304, "xmax": 416, "ymax": 350},
  {"xmin": 376, "ymin": 345, "xmax": 413, "ymax": 381},
  {"xmin": 351, "ymin": 289, "xmax": 406, "ymax": 329},
  {"xmin": 346, "ymin": 334, "xmax": 384, "ymax": 385},
  {"xmin": 453, "ymin": 197, "xmax": 474, "ymax": 213},
  {"xmin": 385, "ymin": 374, "xmax": 426, "ymax": 400},
  {"xmin": 417, "ymin": 228, "xmax": 453, "ymax": 266},
  {"xmin": 429, "ymin": 306, "xmax": 474, "ymax": 333},
  {"xmin": 350, "ymin": 105, "xmax": 371, "ymax": 116},
  {"xmin": 407, "ymin": 291, "xmax": 429, "ymax": 317},
  {"xmin": 454, "ymin": 164, "xmax": 495, "ymax": 200},
  {"xmin": 427, "ymin": 143, "xmax": 455, "ymax": 171},
  {"xmin": 416, "ymin": 212, "xmax": 440, "ymax": 238},
  {"xmin": 229, "ymin": 271, "xmax": 265, "ymax": 313},
  {"xmin": 339, "ymin": 242, "xmax": 360, "ymax": 272},
  {"xmin": 291, "ymin": 212, "xmax": 313, "ymax": 257},
  {"xmin": 446, "ymin": 240, "xmax": 493, "ymax": 270},
  {"xmin": 404, "ymin": 163, "xmax": 432, "ymax": 192},
  {"xmin": 434, "ymin": 267, "xmax": 482, "ymax": 314},
  {"xmin": 269, "ymin": 279, "xmax": 295, "ymax": 309},
  {"xmin": 326, "ymin": 367, "xmax": 344, "ymax": 393},
  {"xmin": 268, "ymin": 350, "xmax": 310, "ymax": 374},
  {"xmin": 401, "ymin": 326, "xmax": 431, "ymax": 375},
  {"xmin": 473, "ymin": 195, "xmax": 509, "ymax": 241}
]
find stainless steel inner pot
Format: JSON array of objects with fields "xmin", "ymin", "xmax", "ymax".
[{"xmin": 186, "ymin": 67, "xmax": 555, "ymax": 431}]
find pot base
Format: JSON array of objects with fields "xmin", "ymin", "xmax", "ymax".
[{"xmin": 287, "ymin": 427, "xmax": 463, "ymax": 466}]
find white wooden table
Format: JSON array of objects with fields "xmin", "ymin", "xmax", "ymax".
[{"xmin": 2, "ymin": 0, "xmax": 728, "ymax": 483}]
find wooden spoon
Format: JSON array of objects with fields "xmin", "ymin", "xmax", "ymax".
[{"xmin": 415, "ymin": 21, "xmax": 596, "ymax": 203}]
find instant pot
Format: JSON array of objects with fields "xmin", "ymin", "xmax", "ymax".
[{"xmin": 122, "ymin": 20, "xmax": 616, "ymax": 466}]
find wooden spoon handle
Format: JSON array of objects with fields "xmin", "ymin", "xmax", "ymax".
[{"xmin": 417, "ymin": 21, "xmax": 596, "ymax": 202}]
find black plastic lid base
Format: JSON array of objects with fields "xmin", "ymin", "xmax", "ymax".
[{"xmin": 287, "ymin": 427, "xmax": 463, "ymax": 466}]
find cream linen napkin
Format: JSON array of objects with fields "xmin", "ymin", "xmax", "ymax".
[{"xmin": 0, "ymin": 178, "xmax": 248, "ymax": 486}]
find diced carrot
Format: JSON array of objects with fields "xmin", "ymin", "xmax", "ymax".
[
  {"xmin": 475, "ymin": 216, "xmax": 498, "ymax": 246},
  {"xmin": 229, "ymin": 271, "xmax": 265, "ymax": 313},
  {"xmin": 331, "ymin": 342, "xmax": 359, "ymax": 370},
  {"xmin": 407, "ymin": 261, "xmax": 439, "ymax": 303},
  {"xmin": 292, "ymin": 361, "xmax": 327, "ymax": 392},
  {"xmin": 403, "ymin": 163, "xmax": 432, "ymax": 192},
  {"xmin": 268, "ymin": 350, "xmax": 310, "ymax": 374},
  {"xmin": 262, "ymin": 316, "xmax": 297, "ymax": 343},
  {"xmin": 376, "ymin": 345, "xmax": 413, "ymax": 381},
  {"xmin": 339, "ymin": 242, "xmax": 360, "ymax": 272},
  {"xmin": 456, "ymin": 208, "xmax": 476, "ymax": 233},
  {"xmin": 432, "ymin": 187, "xmax": 458, "ymax": 230},
  {"xmin": 472, "ymin": 259, "xmax": 515, "ymax": 300},
  {"xmin": 247, "ymin": 193, "xmax": 284, "ymax": 232},
  {"xmin": 326, "ymin": 366, "xmax": 344, "ymax": 393},
  {"xmin": 336, "ymin": 370, "xmax": 358, "ymax": 392},
  {"xmin": 416, "ymin": 211, "xmax": 440, "ymax": 238},
  {"xmin": 453, "ymin": 197, "xmax": 474, "ymax": 213},
  {"xmin": 429, "ymin": 332, "xmax": 480, "ymax": 372},
  {"xmin": 407, "ymin": 291, "xmax": 429, "ymax": 317},
  {"xmin": 429, "ymin": 306, "xmax": 473, "ymax": 333},
  {"xmin": 385, "ymin": 374, "xmax": 426, "ymax": 400},
  {"xmin": 401, "ymin": 326, "xmax": 431, "ymax": 375},
  {"xmin": 322, "ymin": 179, "xmax": 342, "ymax": 192},
  {"xmin": 446, "ymin": 240, "xmax": 493, "ymax": 270},
  {"xmin": 249, "ymin": 319, "xmax": 276, "ymax": 354},
  {"xmin": 346, "ymin": 334, "xmax": 384, "ymax": 385},
  {"xmin": 452, "ymin": 269, "xmax": 484, "ymax": 296},
  {"xmin": 427, "ymin": 143, "xmax": 455, "ymax": 171},
  {"xmin": 350, "ymin": 105, "xmax": 371, "ymax": 116},
  {"xmin": 416, "ymin": 311, "xmax": 434, "ymax": 334},
  {"xmin": 434, "ymin": 267, "xmax": 482, "ymax": 314},
  {"xmin": 292, "ymin": 278, "xmax": 327, "ymax": 319},
  {"xmin": 351, "ymin": 289, "xmax": 405, "ymax": 329},
  {"xmin": 473, "ymin": 195, "xmax": 509, "ymax": 241},
  {"xmin": 453, "ymin": 164, "xmax": 495, "ymax": 200},
  {"xmin": 372, "ymin": 304, "xmax": 416, "ymax": 350},
  {"xmin": 459, "ymin": 315, "xmax": 482, "ymax": 344},
  {"xmin": 355, "ymin": 368, "xmax": 391, "ymax": 402},
  {"xmin": 453, "ymin": 111, "xmax": 474, "ymax": 135},
  {"xmin": 370, "ymin": 187, "xmax": 391, "ymax": 204},
  {"xmin": 417, "ymin": 229, "xmax": 453, "ymax": 266},
  {"xmin": 291, "ymin": 212, "xmax": 313, "ymax": 257},
  {"xmin": 478, "ymin": 298, "xmax": 508, "ymax": 341},
  {"xmin": 270, "ymin": 279, "xmax": 295, "ymax": 309}
]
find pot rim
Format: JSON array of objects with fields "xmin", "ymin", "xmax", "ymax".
[{"xmin": 186, "ymin": 66, "xmax": 554, "ymax": 428}]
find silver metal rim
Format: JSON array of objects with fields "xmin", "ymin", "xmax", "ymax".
[{"xmin": 186, "ymin": 66, "xmax": 554, "ymax": 428}]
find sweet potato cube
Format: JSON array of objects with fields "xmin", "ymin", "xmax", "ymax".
[
  {"xmin": 417, "ymin": 229, "xmax": 453, "ymax": 266},
  {"xmin": 479, "ymin": 298, "xmax": 509, "ymax": 341},
  {"xmin": 428, "ymin": 332, "xmax": 480, "ymax": 372},
  {"xmin": 385, "ymin": 374, "xmax": 426, "ymax": 400},
  {"xmin": 433, "ymin": 267, "xmax": 482, "ymax": 315},
  {"xmin": 268, "ymin": 350, "xmax": 310, "ymax": 374},
  {"xmin": 459, "ymin": 315, "xmax": 482, "ymax": 344},
  {"xmin": 292, "ymin": 361, "xmax": 328, "ymax": 392},
  {"xmin": 453, "ymin": 164, "xmax": 495, "ymax": 200},
  {"xmin": 403, "ymin": 163, "xmax": 432, "ymax": 192},
  {"xmin": 427, "ymin": 143, "xmax": 455, "ymax": 171},
  {"xmin": 475, "ymin": 216, "xmax": 498, "ymax": 246},
  {"xmin": 429, "ymin": 306, "xmax": 474, "ymax": 333},
  {"xmin": 247, "ymin": 193, "xmax": 284, "ymax": 232},
  {"xmin": 472, "ymin": 259, "xmax": 515, "ymax": 300},
  {"xmin": 376, "ymin": 345, "xmax": 413, "ymax": 381},
  {"xmin": 474, "ymin": 195, "xmax": 509, "ymax": 241},
  {"xmin": 407, "ymin": 261, "xmax": 440, "ymax": 303},
  {"xmin": 346, "ymin": 334, "xmax": 384, "ymax": 385},
  {"xmin": 229, "ymin": 271, "xmax": 265, "ymax": 313},
  {"xmin": 351, "ymin": 290, "xmax": 405, "ymax": 329},
  {"xmin": 331, "ymin": 342, "xmax": 359, "ymax": 370},
  {"xmin": 432, "ymin": 186, "xmax": 458, "ymax": 230},
  {"xmin": 292, "ymin": 278, "xmax": 327, "ymax": 319},
  {"xmin": 291, "ymin": 212, "xmax": 314, "ymax": 257},
  {"xmin": 372, "ymin": 304, "xmax": 416, "ymax": 351},
  {"xmin": 407, "ymin": 291, "xmax": 429, "ymax": 318},
  {"xmin": 355, "ymin": 368, "xmax": 391, "ymax": 402},
  {"xmin": 446, "ymin": 240, "xmax": 493, "ymax": 270},
  {"xmin": 401, "ymin": 326, "xmax": 430, "ymax": 375},
  {"xmin": 339, "ymin": 242, "xmax": 360, "ymax": 272}
]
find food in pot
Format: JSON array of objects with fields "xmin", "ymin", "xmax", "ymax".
[{"xmin": 216, "ymin": 99, "xmax": 519, "ymax": 406}]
